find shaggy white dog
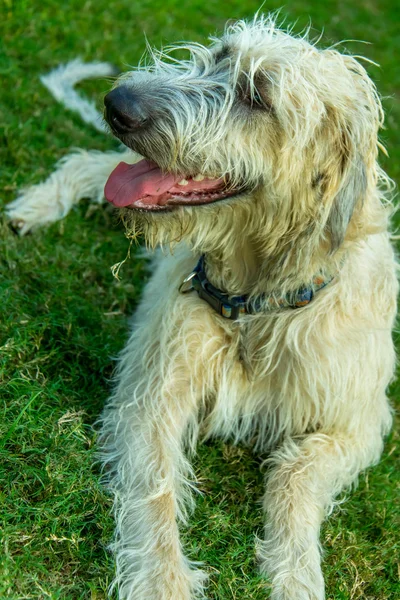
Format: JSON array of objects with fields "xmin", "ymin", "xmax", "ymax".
[{"xmin": 7, "ymin": 15, "xmax": 398, "ymax": 600}]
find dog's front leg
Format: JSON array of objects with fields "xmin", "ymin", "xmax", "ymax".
[
  {"xmin": 101, "ymin": 338, "xmax": 206, "ymax": 600},
  {"xmin": 258, "ymin": 428, "xmax": 386, "ymax": 600}
]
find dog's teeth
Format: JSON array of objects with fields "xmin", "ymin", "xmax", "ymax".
[
  {"xmin": 178, "ymin": 179, "xmax": 189, "ymax": 186},
  {"xmin": 193, "ymin": 174, "xmax": 205, "ymax": 181}
]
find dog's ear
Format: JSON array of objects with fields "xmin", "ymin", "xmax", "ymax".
[
  {"xmin": 316, "ymin": 53, "xmax": 382, "ymax": 253},
  {"xmin": 326, "ymin": 156, "xmax": 367, "ymax": 251}
]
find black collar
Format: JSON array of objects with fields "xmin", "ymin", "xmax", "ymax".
[{"xmin": 179, "ymin": 255, "xmax": 333, "ymax": 320}]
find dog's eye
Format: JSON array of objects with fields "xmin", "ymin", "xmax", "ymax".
[
  {"xmin": 240, "ymin": 85, "xmax": 270, "ymax": 110},
  {"xmin": 252, "ymin": 89, "xmax": 264, "ymax": 106}
]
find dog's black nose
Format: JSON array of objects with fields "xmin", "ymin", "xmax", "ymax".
[{"xmin": 104, "ymin": 86, "xmax": 148, "ymax": 134}]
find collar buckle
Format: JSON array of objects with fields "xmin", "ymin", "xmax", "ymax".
[{"xmin": 179, "ymin": 258, "xmax": 247, "ymax": 320}]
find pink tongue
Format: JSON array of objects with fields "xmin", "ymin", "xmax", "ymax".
[
  {"xmin": 104, "ymin": 160, "xmax": 179, "ymax": 207},
  {"xmin": 104, "ymin": 159, "xmax": 224, "ymax": 208}
]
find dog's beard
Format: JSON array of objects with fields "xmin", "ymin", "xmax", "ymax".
[
  {"xmin": 119, "ymin": 205, "xmax": 193, "ymax": 248},
  {"xmin": 118, "ymin": 183, "xmax": 265, "ymax": 259},
  {"xmin": 119, "ymin": 202, "xmax": 228, "ymax": 251}
]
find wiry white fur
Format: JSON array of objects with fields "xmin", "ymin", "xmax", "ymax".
[
  {"xmin": 6, "ymin": 59, "xmax": 123, "ymax": 233},
  {"xmin": 41, "ymin": 58, "xmax": 115, "ymax": 132},
  {"xmin": 7, "ymin": 14, "xmax": 398, "ymax": 600},
  {"xmin": 100, "ymin": 235, "xmax": 396, "ymax": 600},
  {"xmin": 6, "ymin": 149, "xmax": 135, "ymax": 234}
]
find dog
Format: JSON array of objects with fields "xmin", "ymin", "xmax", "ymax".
[{"xmin": 7, "ymin": 14, "xmax": 398, "ymax": 600}]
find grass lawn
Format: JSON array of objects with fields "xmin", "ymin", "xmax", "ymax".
[{"xmin": 1, "ymin": 1, "xmax": 399, "ymax": 598}]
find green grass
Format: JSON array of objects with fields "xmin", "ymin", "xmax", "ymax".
[{"xmin": 1, "ymin": 1, "xmax": 399, "ymax": 598}]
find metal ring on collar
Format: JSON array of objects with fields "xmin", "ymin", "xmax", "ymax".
[{"xmin": 179, "ymin": 271, "xmax": 198, "ymax": 294}]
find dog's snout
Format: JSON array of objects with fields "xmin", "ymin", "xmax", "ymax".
[{"xmin": 104, "ymin": 86, "xmax": 148, "ymax": 134}]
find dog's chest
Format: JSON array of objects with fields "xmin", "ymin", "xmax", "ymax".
[
  {"xmin": 165, "ymin": 292, "xmax": 298, "ymax": 414},
  {"xmin": 146, "ymin": 251, "xmax": 341, "ymax": 438}
]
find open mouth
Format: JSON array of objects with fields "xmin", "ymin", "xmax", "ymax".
[{"xmin": 104, "ymin": 159, "xmax": 242, "ymax": 211}]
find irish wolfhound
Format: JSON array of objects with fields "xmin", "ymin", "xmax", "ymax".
[{"xmin": 7, "ymin": 15, "xmax": 398, "ymax": 600}]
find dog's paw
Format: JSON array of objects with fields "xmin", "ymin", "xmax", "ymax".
[
  {"xmin": 116, "ymin": 564, "xmax": 208, "ymax": 600},
  {"xmin": 270, "ymin": 578, "xmax": 325, "ymax": 600},
  {"xmin": 258, "ymin": 539, "xmax": 325, "ymax": 600},
  {"xmin": 267, "ymin": 567, "xmax": 325, "ymax": 600},
  {"xmin": 5, "ymin": 183, "xmax": 72, "ymax": 235}
]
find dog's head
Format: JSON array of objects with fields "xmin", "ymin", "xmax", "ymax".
[{"xmin": 104, "ymin": 15, "xmax": 390, "ymax": 264}]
